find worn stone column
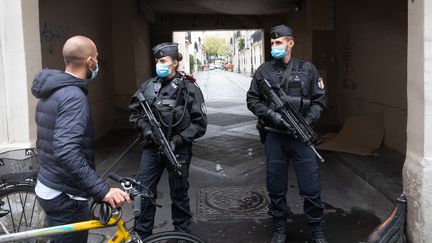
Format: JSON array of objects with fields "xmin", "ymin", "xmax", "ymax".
[
  {"xmin": 0, "ymin": 0, "xmax": 41, "ymax": 151},
  {"xmin": 403, "ymin": 0, "xmax": 432, "ymax": 241}
]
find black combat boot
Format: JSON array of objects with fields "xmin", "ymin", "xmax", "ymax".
[
  {"xmin": 270, "ymin": 226, "xmax": 286, "ymax": 243},
  {"xmin": 311, "ymin": 230, "xmax": 328, "ymax": 243}
]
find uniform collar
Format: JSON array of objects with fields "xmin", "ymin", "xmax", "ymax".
[
  {"xmin": 272, "ymin": 58, "xmax": 295, "ymax": 69},
  {"xmin": 156, "ymin": 72, "xmax": 183, "ymax": 86}
]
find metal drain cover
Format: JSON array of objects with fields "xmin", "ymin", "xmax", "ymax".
[{"xmin": 197, "ymin": 186, "xmax": 269, "ymax": 219}]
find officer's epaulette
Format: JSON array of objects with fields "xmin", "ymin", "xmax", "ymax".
[{"xmin": 183, "ymin": 74, "xmax": 196, "ymax": 83}]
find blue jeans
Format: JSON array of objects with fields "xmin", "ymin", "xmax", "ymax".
[
  {"xmin": 135, "ymin": 145, "xmax": 192, "ymax": 239},
  {"xmin": 36, "ymin": 193, "xmax": 91, "ymax": 243},
  {"xmin": 265, "ymin": 131, "xmax": 324, "ymax": 231}
]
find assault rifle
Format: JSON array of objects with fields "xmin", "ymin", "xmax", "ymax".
[
  {"xmin": 137, "ymin": 92, "xmax": 183, "ymax": 175},
  {"xmin": 261, "ymin": 79, "xmax": 325, "ymax": 162}
]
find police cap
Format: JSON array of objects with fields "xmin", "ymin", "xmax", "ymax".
[
  {"xmin": 153, "ymin": 42, "xmax": 179, "ymax": 59},
  {"xmin": 270, "ymin": 24, "xmax": 294, "ymax": 39}
]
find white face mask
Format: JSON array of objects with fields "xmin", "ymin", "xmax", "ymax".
[{"xmin": 87, "ymin": 57, "xmax": 99, "ymax": 80}]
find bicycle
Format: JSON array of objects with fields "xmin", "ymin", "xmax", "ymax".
[
  {"xmin": 0, "ymin": 148, "xmax": 47, "ymax": 236},
  {"xmin": 0, "ymin": 172, "xmax": 206, "ymax": 243}
]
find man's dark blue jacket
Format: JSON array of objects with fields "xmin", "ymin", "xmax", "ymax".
[{"xmin": 31, "ymin": 68, "xmax": 109, "ymax": 201}]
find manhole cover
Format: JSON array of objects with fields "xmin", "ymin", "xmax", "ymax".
[
  {"xmin": 197, "ymin": 186, "xmax": 269, "ymax": 219},
  {"xmin": 207, "ymin": 113, "xmax": 256, "ymax": 126}
]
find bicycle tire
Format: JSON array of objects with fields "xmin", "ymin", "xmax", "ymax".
[
  {"xmin": 0, "ymin": 185, "xmax": 47, "ymax": 235},
  {"xmin": 142, "ymin": 231, "xmax": 206, "ymax": 243}
]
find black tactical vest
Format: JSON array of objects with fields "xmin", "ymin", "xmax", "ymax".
[
  {"xmin": 143, "ymin": 77, "xmax": 191, "ymax": 137},
  {"xmin": 282, "ymin": 59, "xmax": 311, "ymax": 114}
]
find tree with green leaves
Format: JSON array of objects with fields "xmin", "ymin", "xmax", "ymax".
[
  {"xmin": 238, "ymin": 37, "xmax": 245, "ymax": 50},
  {"xmin": 203, "ymin": 35, "xmax": 230, "ymax": 61}
]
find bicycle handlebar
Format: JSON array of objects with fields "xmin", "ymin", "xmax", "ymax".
[
  {"xmin": 107, "ymin": 172, "xmax": 160, "ymax": 218},
  {"xmin": 108, "ymin": 173, "xmax": 124, "ymax": 183}
]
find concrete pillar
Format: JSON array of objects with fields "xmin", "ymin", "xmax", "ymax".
[
  {"xmin": 403, "ymin": 0, "xmax": 432, "ymax": 241},
  {"xmin": 0, "ymin": 0, "xmax": 41, "ymax": 152}
]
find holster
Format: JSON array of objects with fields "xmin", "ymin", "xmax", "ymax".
[{"xmin": 256, "ymin": 121, "xmax": 267, "ymax": 144}]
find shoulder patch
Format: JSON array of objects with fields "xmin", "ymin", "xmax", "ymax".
[
  {"xmin": 318, "ymin": 77, "xmax": 325, "ymax": 89},
  {"xmin": 183, "ymin": 74, "xmax": 196, "ymax": 83},
  {"xmin": 201, "ymin": 103, "xmax": 207, "ymax": 115}
]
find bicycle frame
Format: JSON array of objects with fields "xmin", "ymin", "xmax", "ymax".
[
  {"xmin": 0, "ymin": 217, "xmax": 131, "ymax": 243},
  {"xmin": 0, "ymin": 173, "xmax": 156, "ymax": 243}
]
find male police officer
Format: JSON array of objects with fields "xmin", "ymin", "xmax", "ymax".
[
  {"xmin": 246, "ymin": 25, "xmax": 327, "ymax": 243},
  {"xmin": 129, "ymin": 43, "xmax": 207, "ymax": 239}
]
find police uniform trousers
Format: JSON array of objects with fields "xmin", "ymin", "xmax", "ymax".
[
  {"xmin": 265, "ymin": 131, "xmax": 324, "ymax": 231},
  {"xmin": 135, "ymin": 144, "xmax": 192, "ymax": 238}
]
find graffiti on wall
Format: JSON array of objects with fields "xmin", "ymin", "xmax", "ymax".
[
  {"xmin": 342, "ymin": 33, "xmax": 356, "ymax": 90},
  {"xmin": 40, "ymin": 21, "xmax": 69, "ymax": 55}
]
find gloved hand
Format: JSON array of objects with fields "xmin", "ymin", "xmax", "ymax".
[
  {"xmin": 304, "ymin": 116, "xmax": 313, "ymax": 126},
  {"xmin": 268, "ymin": 111, "xmax": 285, "ymax": 127},
  {"xmin": 138, "ymin": 121, "xmax": 155, "ymax": 142},
  {"xmin": 169, "ymin": 135, "xmax": 184, "ymax": 152}
]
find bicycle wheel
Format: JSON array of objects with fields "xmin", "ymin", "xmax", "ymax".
[
  {"xmin": 141, "ymin": 231, "xmax": 206, "ymax": 243},
  {"xmin": 0, "ymin": 185, "xmax": 47, "ymax": 234}
]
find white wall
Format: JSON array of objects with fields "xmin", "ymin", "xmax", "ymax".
[
  {"xmin": 0, "ymin": 0, "xmax": 41, "ymax": 151},
  {"xmin": 173, "ymin": 32, "xmax": 191, "ymax": 74},
  {"xmin": 403, "ymin": 0, "xmax": 432, "ymax": 241}
]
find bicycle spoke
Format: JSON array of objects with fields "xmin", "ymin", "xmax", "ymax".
[
  {"xmin": 5, "ymin": 194, "xmax": 17, "ymax": 232},
  {"xmin": 17, "ymin": 191, "xmax": 31, "ymax": 231},
  {"xmin": 29, "ymin": 194, "xmax": 37, "ymax": 227}
]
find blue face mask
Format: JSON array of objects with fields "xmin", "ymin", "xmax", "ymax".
[
  {"xmin": 87, "ymin": 58, "xmax": 99, "ymax": 80},
  {"xmin": 89, "ymin": 62, "xmax": 99, "ymax": 80},
  {"xmin": 156, "ymin": 63, "xmax": 172, "ymax": 78},
  {"xmin": 271, "ymin": 46, "xmax": 287, "ymax": 59}
]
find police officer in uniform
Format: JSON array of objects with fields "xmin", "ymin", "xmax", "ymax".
[
  {"xmin": 246, "ymin": 25, "xmax": 327, "ymax": 243},
  {"xmin": 129, "ymin": 42, "xmax": 207, "ymax": 239}
]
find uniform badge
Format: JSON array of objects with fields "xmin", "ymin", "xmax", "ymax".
[
  {"xmin": 201, "ymin": 103, "xmax": 207, "ymax": 115},
  {"xmin": 318, "ymin": 77, "xmax": 325, "ymax": 89}
]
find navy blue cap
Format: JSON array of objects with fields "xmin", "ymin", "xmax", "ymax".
[
  {"xmin": 270, "ymin": 24, "xmax": 294, "ymax": 39},
  {"xmin": 152, "ymin": 42, "xmax": 179, "ymax": 59}
]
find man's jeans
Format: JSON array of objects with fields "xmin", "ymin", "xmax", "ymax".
[{"xmin": 36, "ymin": 193, "xmax": 92, "ymax": 243}]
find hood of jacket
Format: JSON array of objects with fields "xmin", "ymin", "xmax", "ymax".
[{"xmin": 31, "ymin": 68, "xmax": 88, "ymax": 98}]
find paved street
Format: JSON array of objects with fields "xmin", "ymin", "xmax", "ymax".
[{"xmin": 92, "ymin": 70, "xmax": 395, "ymax": 243}]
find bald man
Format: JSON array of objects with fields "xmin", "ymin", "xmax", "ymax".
[{"xmin": 31, "ymin": 36, "xmax": 130, "ymax": 243}]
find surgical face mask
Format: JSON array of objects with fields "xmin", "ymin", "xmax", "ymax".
[
  {"xmin": 88, "ymin": 58, "xmax": 99, "ymax": 80},
  {"xmin": 271, "ymin": 46, "xmax": 288, "ymax": 59},
  {"xmin": 156, "ymin": 63, "xmax": 172, "ymax": 78}
]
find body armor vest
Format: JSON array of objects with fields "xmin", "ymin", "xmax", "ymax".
[
  {"xmin": 142, "ymin": 77, "xmax": 191, "ymax": 137},
  {"xmin": 283, "ymin": 59, "xmax": 311, "ymax": 115}
]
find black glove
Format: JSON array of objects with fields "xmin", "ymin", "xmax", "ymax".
[
  {"xmin": 138, "ymin": 121, "xmax": 155, "ymax": 142},
  {"xmin": 304, "ymin": 116, "xmax": 313, "ymax": 126},
  {"xmin": 169, "ymin": 135, "xmax": 184, "ymax": 152},
  {"xmin": 268, "ymin": 111, "xmax": 285, "ymax": 127}
]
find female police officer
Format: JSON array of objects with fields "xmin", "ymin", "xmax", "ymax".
[
  {"xmin": 129, "ymin": 42, "xmax": 207, "ymax": 239},
  {"xmin": 246, "ymin": 25, "xmax": 327, "ymax": 243}
]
